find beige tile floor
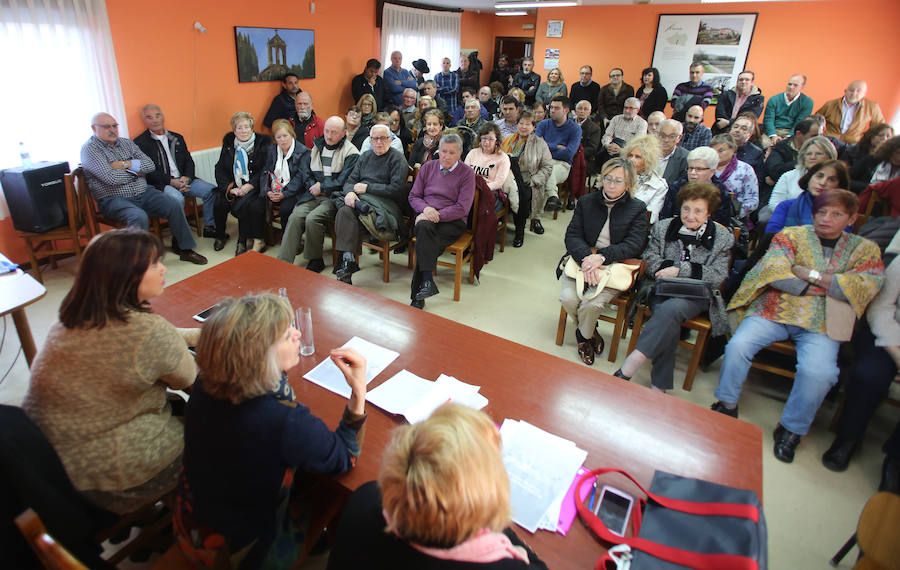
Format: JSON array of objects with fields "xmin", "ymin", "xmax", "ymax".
[{"xmin": 2, "ymin": 209, "xmax": 896, "ymax": 569}]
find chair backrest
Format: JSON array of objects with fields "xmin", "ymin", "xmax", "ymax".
[
  {"xmin": 73, "ymin": 167, "xmax": 102, "ymax": 236},
  {"xmin": 468, "ymin": 175, "xmax": 482, "ymax": 231},
  {"xmin": 15, "ymin": 509, "xmax": 89, "ymax": 570},
  {"xmin": 63, "ymin": 170, "xmax": 88, "ymax": 233}
]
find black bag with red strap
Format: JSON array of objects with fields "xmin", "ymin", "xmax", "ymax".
[{"xmin": 575, "ymin": 468, "xmax": 767, "ymax": 569}]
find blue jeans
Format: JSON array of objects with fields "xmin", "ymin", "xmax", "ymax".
[
  {"xmin": 162, "ymin": 178, "xmax": 216, "ymax": 228},
  {"xmin": 97, "ymin": 189, "xmax": 197, "ymax": 250},
  {"xmin": 714, "ymin": 315, "xmax": 840, "ymax": 435}
]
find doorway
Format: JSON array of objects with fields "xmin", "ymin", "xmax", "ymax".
[{"xmin": 493, "ymin": 36, "xmax": 534, "ymax": 76}]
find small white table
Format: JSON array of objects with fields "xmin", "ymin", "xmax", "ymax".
[{"xmin": 0, "ymin": 253, "xmax": 47, "ymax": 367}]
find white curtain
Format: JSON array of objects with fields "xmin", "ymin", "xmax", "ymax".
[
  {"xmin": 0, "ymin": 0, "xmax": 126, "ymax": 218},
  {"xmin": 381, "ymin": 3, "xmax": 460, "ymax": 83}
]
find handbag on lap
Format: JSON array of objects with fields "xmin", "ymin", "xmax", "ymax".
[
  {"xmin": 557, "ymin": 255, "xmax": 641, "ymax": 302},
  {"xmin": 654, "ymin": 277, "xmax": 712, "ymax": 302}
]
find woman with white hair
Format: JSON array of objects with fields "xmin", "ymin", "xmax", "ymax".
[
  {"xmin": 621, "ymin": 134, "xmax": 668, "ymax": 224},
  {"xmin": 660, "ymin": 146, "xmax": 733, "ymax": 228}
]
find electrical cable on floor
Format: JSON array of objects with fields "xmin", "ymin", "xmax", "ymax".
[{"xmin": 0, "ymin": 315, "xmax": 23, "ymax": 385}]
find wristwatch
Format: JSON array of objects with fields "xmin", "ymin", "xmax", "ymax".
[{"xmin": 808, "ymin": 269, "xmax": 822, "ymax": 285}]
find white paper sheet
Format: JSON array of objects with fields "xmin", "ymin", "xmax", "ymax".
[
  {"xmin": 366, "ymin": 370, "xmax": 433, "ymax": 415},
  {"xmin": 365, "ymin": 371, "xmax": 488, "ymax": 423},
  {"xmin": 302, "ymin": 336, "xmax": 399, "ymax": 398}
]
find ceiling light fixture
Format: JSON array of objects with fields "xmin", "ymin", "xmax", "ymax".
[
  {"xmin": 495, "ymin": 1, "xmax": 579, "ymax": 9},
  {"xmin": 496, "ymin": 10, "xmax": 529, "ymax": 15}
]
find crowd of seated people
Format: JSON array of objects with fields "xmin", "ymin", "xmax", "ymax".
[{"xmin": 50, "ymin": 50, "xmax": 899, "ymax": 569}]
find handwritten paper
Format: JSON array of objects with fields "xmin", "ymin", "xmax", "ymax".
[{"xmin": 303, "ymin": 336, "xmax": 399, "ymax": 398}]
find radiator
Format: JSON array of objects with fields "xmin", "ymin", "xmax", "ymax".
[{"xmin": 191, "ymin": 147, "xmax": 221, "ymax": 184}]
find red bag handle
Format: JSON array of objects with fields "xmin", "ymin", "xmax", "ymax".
[{"xmin": 575, "ymin": 468, "xmax": 760, "ymax": 570}]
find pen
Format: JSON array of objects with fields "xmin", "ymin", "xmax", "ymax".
[{"xmin": 588, "ymin": 477, "xmax": 598, "ymax": 511}]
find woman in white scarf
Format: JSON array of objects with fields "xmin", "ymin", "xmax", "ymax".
[
  {"xmin": 213, "ymin": 111, "xmax": 271, "ymax": 255},
  {"xmin": 264, "ymin": 119, "xmax": 312, "ymax": 235}
]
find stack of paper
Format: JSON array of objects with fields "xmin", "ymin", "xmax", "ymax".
[
  {"xmin": 303, "ymin": 336, "xmax": 399, "ymax": 398},
  {"xmin": 366, "ymin": 371, "xmax": 488, "ymax": 424},
  {"xmin": 500, "ymin": 419, "xmax": 588, "ymax": 533}
]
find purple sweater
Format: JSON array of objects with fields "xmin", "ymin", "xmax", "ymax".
[{"xmin": 408, "ymin": 160, "xmax": 476, "ymax": 222}]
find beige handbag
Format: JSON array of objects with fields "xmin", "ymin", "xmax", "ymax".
[{"xmin": 562, "ymin": 256, "xmax": 641, "ymax": 301}]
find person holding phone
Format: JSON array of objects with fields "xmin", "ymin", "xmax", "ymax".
[
  {"xmin": 263, "ymin": 119, "xmax": 313, "ymax": 232},
  {"xmin": 24, "ymin": 228, "xmax": 198, "ymax": 514},
  {"xmin": 175, "ymin": 293, "xmax": 368, "ymax": 569}
]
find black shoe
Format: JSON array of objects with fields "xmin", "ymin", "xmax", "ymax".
[
  {"xmin": 171, "ymin": 239, "xmax": 183, "ymax": 254},
  {"xmin": 306, "ymin": 258, "xmax": 325, "ymax": 273},
  {"xmin": 337, "ymin": 274, "xmax": 352, "ymax": 285},
  {"xmin": 773, "ymin": 423, "xmax": 785, "ymax": 442},
  {"xmin": 202, "ymin": 227, "xmax": 223, "ymax": 238},
  {"xmin": 335, "ymin": 258, "xmax": 360, "ymax": 278},
  {"xmin": 545, "ymin": 196, "xmax": 563, "ymax": 211},
  {"xmin": 410, "ymin": 299, "xmax": 425, "ymax": 309},
  {"xmin": 179, "ymin": 250, "xmax": 208, "ymax": 265},
  {"xmin": 613, "ymin": 369, "xmax": 631, "ymax": 381},
  {"xmin": 213, "ymin": 237, "xmax": 227, "ymax": 251},
  {"xmin": 773, "ymin": 425, "xmax": 802, "ymax": 463},
  {"xmin": 513, "ymin": 228, "xmax": 524, "ymax": 248},
  {"xmin": 591, "ymin": 331, "xmax": 605, "ymax": 355},
  {"xmin": 566, "ymin": 199, "xmax": 576, "ymax": 210},
  {"xmin": 414, "ymin": 280, "xmax": 440, "ymax": 301},
  {"xmin": 880, "ymin": 455, "xmax": 900, "ymax": 494},
  {"xmin": 531, "ymin": 219, "xmax": 545, "ymax": 235},
  {"xmin": 710, "ymin": 401, "xmax": 739, "ymax": 418},
  {"xmin": 234, "ymin": 241, "xmax": 248, "ymax": 256},
  {"xmin": 822, "ymin": 438, "xmax": 858, "ymax": 472}
]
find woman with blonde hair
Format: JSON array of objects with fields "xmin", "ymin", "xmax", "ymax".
[
  {"xmin": 535, "ymin": 67, "xmax": 566, "ymax": 105},
  {"xmin": 356, "ymin": 93, "xmax": 378, "ymax": 131},
  {"xmin": 767, "ymin": 135, "xmax": 837, "ymax": 210},
  {"xmin": 264, "ymin": 119, "xmax": 312, "ymax": 231},
  {"xmin": 560, "ymin": 157, "xmax": 648, "ymax": 366},
  {"xmin": 176, "ymin": 293, "xmax": 368, "ymax": 569},
  {"xmin": 326, "ymin": 404, "xmax": 548, "ymax": 569},
  {"xmin": 411, "ymin": 95, "xmax": 438, "ymax": 134},
  {"xmin": 621, "ymin": 134, "xmax": 668, "ymax": 224}
]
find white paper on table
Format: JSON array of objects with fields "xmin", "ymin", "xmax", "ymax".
[
  {"xmin": 500, "ymin": 419, "xmax": 588, "ymax": 534},
  {"xmin": 435, "ymin": 374, "xmax": 488, "ymax": 410},
  {"xmin": 302, "ymin": 336, "xmax": 399, "ymax": 398},
  {"xmin": 367, "ymin": 371, "xmax": 488, "ymax": 423},
  {"xmin": 366, "ymin": 370, "xmax": 433, "ymax": 415}
]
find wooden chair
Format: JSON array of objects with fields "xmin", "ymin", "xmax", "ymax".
[
  {"xmin": 552, "ymin": 177, "xmax": 571, "ymax": 221},
  {"xmin": 854, "ymin": 191, "xmax": 884, "ymax": 232},
  {"xmin": 360, "ymin": 226, "xmax": 415, "ymax": 283},
  {"xmin": 555, "ymin": 260, "xmax": 646, "ymax": 363},
  {"xmin": 830, "ymin": 492, "xmax": 900, "ymax": 569},
  {"xmin": 17, "ymin": 170, "xmax": 92, "ymax": 283},
  {"xmin": 81, "ymin": 168, "xmax": 162, "ymax": 239},
  {"xmin": 15, "ymin": 509, "xmax": 89, "ymax": 570},
  {"xmin": 265, "ymin": 199, "xmax": 283, "ymax": 246},
  {"xmin": 183, "ymin": 195, "xmax": 203, "ymax": 237},
  {"xmin": 495, "ymin": 194, "xmax": 510, "ymax": 253}
]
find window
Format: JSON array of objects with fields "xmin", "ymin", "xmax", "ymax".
[{"xmin": 381, "ymin": 3, "xmax": 460, "ymax": 84}]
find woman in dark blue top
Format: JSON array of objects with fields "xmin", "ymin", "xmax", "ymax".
[{"xmin": 175, "ymin": 294, "xmax": 368, "ymax": 570}]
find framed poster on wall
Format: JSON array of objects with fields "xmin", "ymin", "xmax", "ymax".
[{"xmin": 650, "ymin": 13, "xmax": 757, "ymax": 101}]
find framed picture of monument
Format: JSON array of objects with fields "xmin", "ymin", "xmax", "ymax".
[{"xmin": 234, "ymin": 26, "xmax": 315, "ymax": 83}]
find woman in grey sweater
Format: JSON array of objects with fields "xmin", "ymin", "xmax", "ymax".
[{"xmin": 614, "ymin": 182, "xmax": 734, "ymax": 391}]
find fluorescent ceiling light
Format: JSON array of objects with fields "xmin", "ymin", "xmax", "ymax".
[
  {"xmin": 495, "ymin": 1, "xmax": 578, "ymax": 8},
  {"xmin": 496, "ymin": 11, "xmax": 529, "ymax": 15},
  {"xmin": 701, "ymin": 0, "xmax": 771, "ymax": 3}
]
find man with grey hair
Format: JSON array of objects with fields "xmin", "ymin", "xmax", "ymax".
[
  {"xmin": 332, "ymin": 123, "xmax": 408, "ymax": 284},
  {"xmin": 763, "ymin": 74, "xmax": 814, "ymax": 143},
  {"xmin": 278, "ymin": 116, "xmax": 360, "ymax": 273},
  {"xmin": 81, "ymin": 112, "xmax": 207, "ymax": 264},
  {"xmin": 456, "ymin": 98, "xmax": 487, "ymax": 132},
  {"xmin": 134, "ymin": 104, "xmax": 217, "ymax": 237},
  {"xmin": 421, "ymin": 80, "xmax": 449, "ymax": 116},
  {"xmin": 407, "ymin": 133, "xmax": 476, "ymax": 309},
  {"xmin": 574, "ymin": 99, "xmax": 602, "ymax": 177},
  {"xmin": 384, "ymin": 50, "xmax": 418, "ymax": 106},
  {"xmin": 510, "ymin": 56, "xmax": 540, "ymax": 105},
  {"xmin": 657, "ymin": 119, "xmax": 689, "ymax": 189},
  {"xmin": 600, "ymin": 96, "xmax": 647, "ymax": 162},
  {"xmin": 401, "ymin": 87, "xmax": 419, "ymax": 130},
  {"xmin": 659, "ymin": 145, "xmax": 732, "ymax": 226},
  {"xmin": 646, "ymin": 110, "xmax": 667, "ymax": 136}
]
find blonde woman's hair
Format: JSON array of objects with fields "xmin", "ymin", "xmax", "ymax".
[
  {"xmin": 796, "ymin": 135, "xmax": 837, "ymax": 170},
  {"xmin": 195, "ymin": 294, "xmax": 290, "ymax": 405},
  {"xmin": 379, "ymin": 404, "xmax": 510, "ymax": 548},
  {"xmin": 271, "ymin": 119, "xmax": 296, "ymax": 139},
  {"xmin": 600, "ymin": 157, "xmax": 637, "ymax": 195},
  {"xmin": 230, "ymin": 111, "xmax": 255, "ymax": 130},
  {"xmin": 507, "ymin": 88, "xmax": 526, "ymax": 105},
  {"xmin": 621, "ymin": 134, "xmax": 662, "ymax": 176},
  {"xmin": 548, "ymin": 67, "xmax": 564, "ymax": 83}
]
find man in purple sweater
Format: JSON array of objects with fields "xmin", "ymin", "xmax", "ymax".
[{"xmin": 407, "ymin": 133, "xmax": 476, "ymax": 309}]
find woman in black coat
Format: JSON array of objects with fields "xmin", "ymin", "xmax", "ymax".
[
  {"xmin": 213, "ymin": 111, "xmax": 271, "ymax": 255},
  {"xmin": 636, "ymin": 67, "xmax": 668, "ymax": 119},
  {"xmin": 559, "ymin": 157, "xmax": 649, "ymax": 366},
  {"xmin": 263, "ymin": 119, "xmax": 313, "ymax": 230}
]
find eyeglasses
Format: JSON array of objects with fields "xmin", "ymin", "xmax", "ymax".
[
  {"xmin": 481, "ymin": 137, "xmax": 497, "ymax": 143},
  {"xmin": 687, "ymin": 166, "xmax": 711, "ymax": 173},
  {"xmin": 659, "ymin": 133, "xmax": 679, "ymax": 140},
  {"xmin": 93, "ymin": 123, "xmax": 118, "ymax": 129},
  {"xmin": 371, "ymin": 136, "xmax": 391, "ymax": 142},
  {"xmin": 603, "ymin": 176, "xmax": 626, "ymax": 185},
  {"xmin": 609, "ymin": 73, "xmax": 623, "ymax": 78}
]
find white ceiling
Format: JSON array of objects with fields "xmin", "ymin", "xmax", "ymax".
[{"xmin": 413, "ymin": 0, "xmax": 805, "ymax": 12}]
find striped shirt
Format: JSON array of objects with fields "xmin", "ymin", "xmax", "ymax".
[{"xmin": 434, "ymin": 71, "xmax": 459, "ymax": 113}]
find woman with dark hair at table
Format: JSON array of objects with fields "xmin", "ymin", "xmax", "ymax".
[
  {"xmin": 175, "ymin": 293, "xmax": 368, "ymax": 570},
  {"xmin": 559, "ymin": 157, "xmax": 648, "ymax": 366},
  {"xmin": 213, "ymin": 111, "xmax": 271, "ymax": 255},
  {"xmin": 326, "ymin": 404, "xmax": 548, "ymax": 570},
  {"xmin": 613, "ymin": 182, "xmax": 734, "ymax": 391},
  {"xmin": 24, "ymin": 228, "xmax": 198, "ymax": 514},
  {"xmin": 264, "ymin": 119, "xmax": 312, "ymax": 231},
  {"xmin": 636, "ymin": 67, "xmax": 668, "ymax": 119}
]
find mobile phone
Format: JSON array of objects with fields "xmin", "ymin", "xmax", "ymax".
[
  {"xmin": 593, "ymin": 485, "xmax": 634, "ymax": 537},
  {"xmin": 192, "ymin": 303, "xmax": 220, "ymax": 323}
]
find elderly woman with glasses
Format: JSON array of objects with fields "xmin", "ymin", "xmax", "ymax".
[{"xmin": 559, "ymin": 157, "xmax": 648, "ymax": 366}]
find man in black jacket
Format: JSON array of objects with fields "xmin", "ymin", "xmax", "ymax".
[
  {"xmin": 134, "ymin": 104, "xmax": 216, "ymax": 237},
  {"xmin": 712, "ymin": 71, "xmax": 765, "ymax": 135},
  {"xmin": 510, "ymin": 57, "xmax": 540, "ymax": 106},
  {"xmin": 263, "ymin": 73, "xmax": 302, "ymax": 129},
  {"xmin": 350, "ymin": 58, "xmax": 385, "ymax": 110}
]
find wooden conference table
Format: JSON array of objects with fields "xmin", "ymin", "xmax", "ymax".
[
  {"xmin": 0, "ymin": 253, "xmax": 47, "ymax": 367},
  {"xmin": 151, "ymin": 252, "xmax": 763, "ymax": 569}
]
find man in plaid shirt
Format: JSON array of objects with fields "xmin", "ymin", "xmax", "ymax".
[
  {"xmin": 680, "ymin": 105, "xmax": 712, "ymax": 151},
  {"xmin": 434, "ymin": 57, "xmax": 459, "ymax": 115},
  {"xmin": 80, "ymin": 112, "xmax": 207, "ymax": 264}
]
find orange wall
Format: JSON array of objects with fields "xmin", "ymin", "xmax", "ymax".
[
  {"xmin": 531, "ymin": 0, "xmax": 900, "ymax": 124},
  {"xmin": 493, "ymin": 15, "xmax": 537, "ymax": 41},
  {"xmin": 460, "ymin": 11, "xmax": 495, "ymax": 88}
]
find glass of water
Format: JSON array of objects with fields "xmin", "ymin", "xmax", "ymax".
[{"xmin": 295, "ymin": 307, "xmax": 315, "ymax": 356}]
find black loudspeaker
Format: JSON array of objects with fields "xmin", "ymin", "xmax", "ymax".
[{"xmin": 1, "ymin": 162, "xmax": 71, "ymax": 233}]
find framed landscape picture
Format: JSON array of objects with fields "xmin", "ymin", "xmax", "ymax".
[
  {"xmin": 234, "ymin": 26, "xmax": 315, "ymax": 83},
  {"xmin": 650, "ymin": 13, "xmax": 757, "ymax": 100}
]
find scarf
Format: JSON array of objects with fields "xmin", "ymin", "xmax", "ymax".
[
  {"xmin": 783, "ymin": 192, "xmax": 814, "ymax": 228},
  {"xmin": 677, "ymin": 223, "xmax": 706, "ymax": 262},
  {"xmin": 871, "ymin": 161, "xmax": 899, "ymax": 184},
  {"xmin": 233, "ymin": 133, "xmax": 256, "ymax": 187},
  {"xmin": 274, "ymin": 139, "xmax": 295, "ymax": 186},
  {"xmin": 500, "ymin": 132, "xmax": 526, "ymax": 157},
  {"xmin": 717, "ymin": 154, "xmax": 739, "ymax": 182}
]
